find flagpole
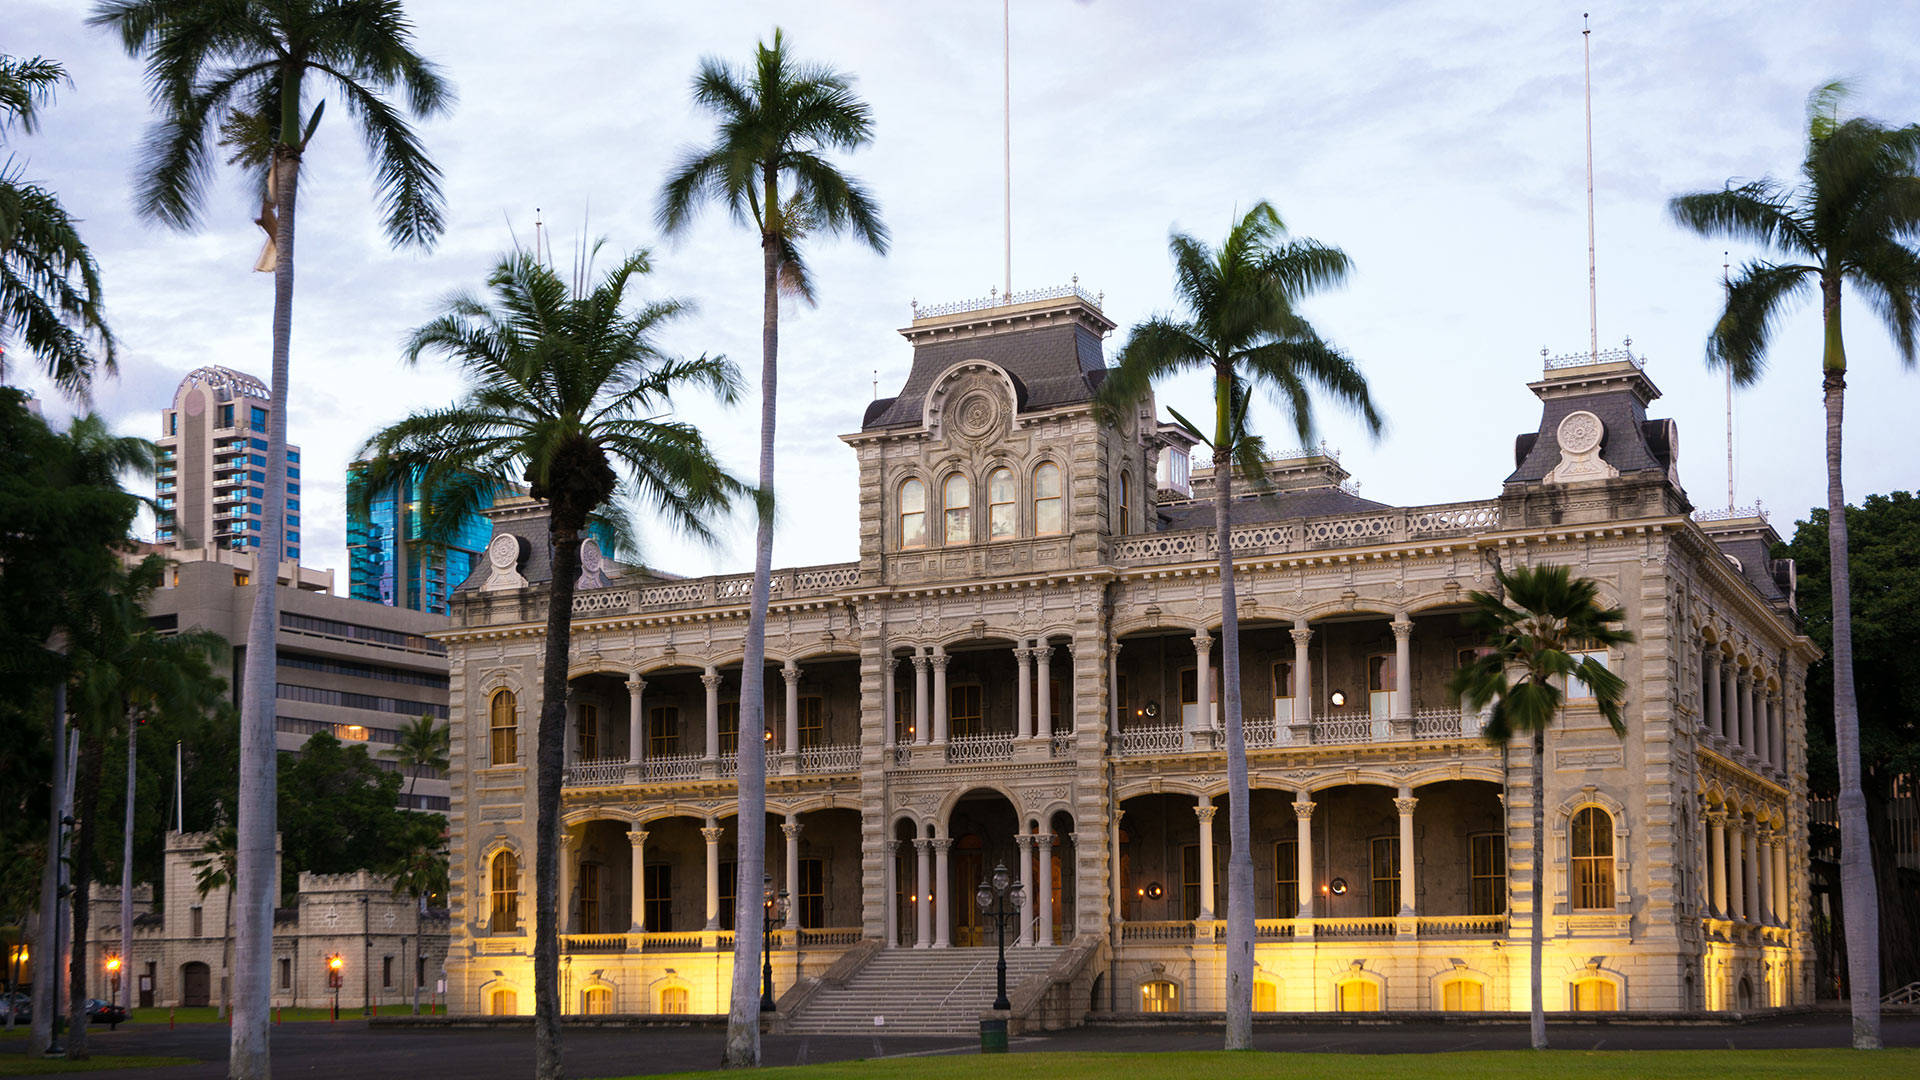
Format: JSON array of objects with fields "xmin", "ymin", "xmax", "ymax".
[
  {"xmin": 1583, "ymin": 13, "xmax": 1598, "ymax": 363},
  {"xmin": 1003, "ymin": 0, "xmax": 1012, "ymax": 300}
]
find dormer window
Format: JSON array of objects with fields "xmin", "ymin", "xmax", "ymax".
[
  {"xmin": 987, "ymin": 467, "xmax": 1016, "ymax": 539},
  {"xmin": 943, "ymin": 473, "xmax": 972, "ymax": 545},
  {"xmin": 900, "ymin": 478, "xmax": 928, "ymax": 548},
  {"xmin": 1033, "ymin": 462, "xmax": 1063, "ymax": 535},
  {"xmin": 1157, "ymin": 447, "xmax": 1191, "ymax": 497}
]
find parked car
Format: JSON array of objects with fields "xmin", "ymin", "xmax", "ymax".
[{"xmin": 84, "ymin": 999, "xmax": 128, "ymax": 1026}]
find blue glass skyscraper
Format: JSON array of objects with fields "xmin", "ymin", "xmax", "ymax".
[{"xmin": 347, "ymin": 463, "xmax": 497, "ymax": 615}]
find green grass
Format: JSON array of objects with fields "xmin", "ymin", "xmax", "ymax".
[
  {"xmin": 627, "ymin": 1049, "xmax": 1920, "ymax": 1080},
  {"xmin": 128, "ymin": 1006, "xmax": 359, "ymax": 1025},
  {"xmin": 0, "ymin": 1055, "xmax": 193, "ymax": 1075}
]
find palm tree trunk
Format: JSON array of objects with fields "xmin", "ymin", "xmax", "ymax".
[
  {"xmin": 67, "ymin": 725, "xmax": 105, "ymax": 1061},
  {"xmin": 231, "ymin": 140, "xmax": 299, "ymax": 1080},
  {"xmin": 1530, "ymin": 726, "xmax": 1546, "ymax": 1050},
  {"xmin": 29, "ymin": 682, "xmax": 66, "ymax": 1056},
  {"xmin": 1825, "ymin": 358, "xmax": 1880, "ymax": 1047},
  {"xmin": 121, "ymin": 715, "xmax": 136, "ymax": 1015},
  {"xmin": 724, "ymin": 221, "xmax": 780, "ymax": 1069},
  {"xmin": 1213, "ymin": 363, "xmax": 1254, "ymax": 1050},
  {"xmin": 535, "ymin": 523, "xmax": 584, "ymax": 1080}
]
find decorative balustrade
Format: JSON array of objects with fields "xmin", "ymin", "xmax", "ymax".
[
  {"xmin": 1243, "ymin": 716, "xmax": 1282, "ymax": 749},
  {"xmin": 1118, "ymin": 920, "xmax": 1197, "ymax": 942},
  {"xmin": 1049, "ymin": 733, "xmax": 1076, "ymax": 758},
  {"xmin": 1112, "ymin": 500, "xmax": 1501, "ymax": 567},
  {"xmin": 639, "ymin": 753, "xmax": 703, "ymax": 783},
  {"xmin": 560, "ymin": 933, "xmax": 630, "ymax": 953},
  {"xmin": 1412, "ymin": 707, "xmax": 1487, "ymax": 740},
  {"xmin": 798, "ymin": 744, "xmax": 861, "ymax": 774},
  {"xmin": 945, "ymin": 732, "xmax": 1014, "ymax": 763},
  {"xmin": 1117, "ymin": 723, "xmax": 1186, "ymax": 756},
  {"xmin": 1311, "ymin": 714, "xmax": 1384, "ymax": 745},
  {"xmin": 717, "ymin": 748, "xmax": 777, "ymax": 778},
  {"xmin": 565, "ymin": 759, "xmax": 629, "ymax": 787},
  {"xmin": 1694, "ymin": 502, "xmax": 1767, "ymax": 524},
  {"xmin": 889, "ymin": 745, "xmax": 913, "ymax": 767},
  {"xmin": 794, "ymin": 926, "xmax": 863, "ymax": 946},
  {"xmin": 1544, "ymin": 346, "xmax": 1642, "ymax": 372},
  {"xmin": 565, "ymin": 563, "xmax": 860, "ymax": 620},
  {"xmin": 912, "ymin": 281, "xmax": 1102, "ymax": 320},
  {"xmin": 1311, "ymin": 917, "xmax": 1397, "ymax": 939},
  {"xmin": 1417, "ymin": 914, "xmax": 1507, "ymax": 937}
]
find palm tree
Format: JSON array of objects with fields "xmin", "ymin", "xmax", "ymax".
[
  {"xmin": 656, "ymin": 31, "xmax": 887, "ymax": 1065},
  {"xmin": 1667, "ymin": 81, "xmax": 1919, "ymax": 1049},
  {"xmin": 0, "ymin": 53, "xmax": 115, "ymax": 396},
  {"xmin": 1095, "ymin": 201, "xmax": 1379, "ymax": 1048},
  {"xmin": 191, "ymin": 825, "xmax": 238, "ymax": 1020},
  {"xmin": 384, "ymin": 713, "xmax": 448, "ymax": 805},
  {"xmin": 385, "ymin": 823, "xmax": 448, "ymax": 1015},
  {"xmin": 358, "ymin": 246, "xmax": 738, "ymax": 1080},
  {"xmin": 90, "ymin": 5, "xmax": 450, "ymax": 1071},
  {"xmin": 1449, "ymin": 563, "xmax": 1632, "ymax": 1049}
]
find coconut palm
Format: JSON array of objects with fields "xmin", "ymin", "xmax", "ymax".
[
  {"xmin": 1449, "ymin": 563, "xmax": 1632, "ymax": 1049},
  {"xmin": 191, "ymin": 825, "xmax": 239, "ymax": 1020},
  {"xmin": 0, "ymin": 53, "xmax": 115, "ymax": 396},
  {"xmin": 1667, "ymin": 81, "xmax": 1920, "ymax": 1048},
  {"xmin": 1095, "ymin": 201, "xmax": 1379, "ymax": 1048},
  {"xmin": 90, "ymin": 4, "xmax": 450, "ymax": 1070},
  {"xmin": 358, "ymin": 246, "xmax": 738, "ymax": 1080},
  {"xmin": 656, "ymin": 28, "xmax": 887, "ymax": 1066},
  {"xmin": 384, "ymin": 713, "xmax": 448, "ymax": 804},
  {"xmin": 385, "ymin": 822, "xmax": 447, "ymax": 1015}
]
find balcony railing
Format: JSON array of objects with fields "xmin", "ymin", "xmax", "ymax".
[
  {"xmin": 1115, "ymin": 708, "xmax": 1487, "ymax": 756},
  {"xmin": 798, "ymin": 744, "xmax": 861, "ymax": 774},
  {"xmin": 568, "ymin": 562, "xmax": 860, "ymax": 618},
  {"xmin": 559, "ymin": 927, "xmax": 862, "ymax": 954},
  {"xmin": 1117, "ymin": 914, "xmax": 1504, "ymax": 942},
  {"xmin": 1112, "ymin": 499, "xmax": 1501, "ymax": 568},
  {"xmin": 946, "ymin": 732, "xmax": 1014, "ymax": 763},
  {"xmin": 640, "ymin": 754, "xmax": 703, "ymax": 783},
  {"xmin": 565, "ymin": 759, "xmax": 629, "ymax": 787}
]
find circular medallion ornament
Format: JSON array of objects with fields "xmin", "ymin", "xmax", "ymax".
[
  {"xmin": 1557, "ymin": 410, "xmax": 1605, "ymax": 456},
  {"xmin": 954, "ymin": 389, "xmax": 1002, "ymax": 441},
  {"xmin": 487, "ymin": 532, "xmax": 521, "ymax": 570},
  {"xmin": 580, "ymin": 537, "xmax": 603, "ymax": 575}
]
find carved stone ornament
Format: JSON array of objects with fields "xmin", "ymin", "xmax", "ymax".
[
  {"xmin": 953, "ymin": 388, "xmax": 1004, "ymax": 442},
  {"xmin": 1545, "ymin": 409, "xmax": 1620, "ymax": 484},
  {"xmin": 576, "ymin": 536, "xmax": 612, "ymax": 589},
  {"xmin": 483, "ymin": 533, "xmax": 529, "ymax": 592}
]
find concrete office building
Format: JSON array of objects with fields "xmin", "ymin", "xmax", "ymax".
[{"xmin": 155, "ymin": 366, "xmax": 304, "ymax": 563}]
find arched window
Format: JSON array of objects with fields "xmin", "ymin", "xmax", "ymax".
[
  {"xmin": 1033, "ymin": 462, "xmax": 1063, "ymax": 535},
  {"xmin": 987, "ymin": 467, "xmax": 1016, "ymax": 539},
  {"xmin": 490, "ymin": 690, "xmax": 518, "ymax": 766},
  {"xmin": 1570, "ymin": 806, "xmax": 1616, "ymax": 910},
  {"xmin": 1440, "ymin": 978, "xmax": 1483, "ymax": 1011},
  {"xmin": 489, "ymin": 988, "xmax": 518, "ymax": 1016},
  {"xmin": 489, "ymin": 851, "xmax": 520, "ymax": 933},
  {"xmin": 943, "ymin": 473, "xmax": 971, "ymax": 545},
  {"xmin": 1140, "ymin": 980, "xmax": 1178, "ymax": 1013},
  {"xmin": 1116, "ymin": 470, "xmax": 1133, "ymax": 535},
  {"xmin": 582, "ymin": 987, "xmax": 612, "ymax": 1015},
  {"xmin": 1570, "ymin": 977, "xmax": 1618, "ymax": 1011},
  {"xmin": 659, "ymin": 986, "xmax": 690, "ymax": 1014},
  {"xmin": 1253, "ymin": 979, "xmax": 1279, "ymax": 1012},
  {"xmin": 899, "ymin": 479, "xmax": 927, "ymax": 549},
  {"xmin": 1336, "ymin": 978, "xmax": 1381, "ymax": 1011}
]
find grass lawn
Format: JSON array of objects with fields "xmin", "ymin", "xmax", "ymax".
[
  {"xmin": 127, "ymin": 1006, "xmax": 368, "ymax": 1024},
  {"xmin": 0, "ymin": 1055, "xmax": 193, "ymax": 1075},
  {"xmin": 632, "ymin": 1049, "xmax": 1920, "ymax": 1080}
]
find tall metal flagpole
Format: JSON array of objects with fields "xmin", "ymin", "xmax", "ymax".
[
  {"xmin": 1724, "ymin": 252, "xmax": 1735, "ymax": 509},
  {"xmin": 1003, "ymin": 0, "xmax": 1012, "ymax": 300},
  {"xmin": 1583, "ymin": 13, "xmax": 1598, "ymax": 363}
]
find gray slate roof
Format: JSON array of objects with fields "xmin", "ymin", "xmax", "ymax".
[
  {"xmin": 862, "ymin": 322, "xmax": 1108, "ymax": 430},
  {"xmin": 1157, "ymin": 486, "xmax": 1391, "ymax": 530}
]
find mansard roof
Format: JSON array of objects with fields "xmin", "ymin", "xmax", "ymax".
[{"xmin": 1157, "ymin": 485, "xmax": 1390, "ymax": 530}]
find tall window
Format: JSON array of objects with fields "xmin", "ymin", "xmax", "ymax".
[
  {"xmin": 1032, "ymin": 462, "xmax": 1063, "ymax": 535},
  {"xmin": 579, "ymin": 863, "xmax": 601, "ymax": 933},
  {"xmin": 1141, "ymin": 981, "xmax": 1178, "ymax": 1012},
  {"xmin": 1273, "ymin": 839, "xmax": 1299, "ymax": 918},
  {"xmin": 643, "ymin": 864, "xmax": 672, "ymax": 930},
  {"xmin": 490, "ymin": 690, "xmax": 518, "ymax": 766},
  {"xmin": 577, "ymin": 702, "xmax": 599, "ymax": 760},
  {"xmin": 1470, "ymin": 833, "xmax": 1507, "ymax": 916},
  {"xmin": 1570, "ymin": 807, "xmax": 1616, "ymax": 910},
  {"xmin": 949, "ymin": 684, "xmax": 983, "ymax": 738},
  {"xmin": 1367, "ymin": 653, "xmax": 1396, "ymax": 719},
  {"xmin": 1253, "ymin": 980, "xmax": 1278, "ymax": 1012},
  {"xmin": 649, "ymin": 705, "xmax": 680, "ymax": 757},
  {"xmin": 943, "ymin": 473, "xmax": 972, "ymax": 545},
  {"xmin": 1567, "ymin": 649, "xmax": 1610, "ymax": 701},
  {"xmin": 987, "ymin": 467, "xmax": 1016, "ymax": 539},
  {"xmin": 489, "ymin": 851, "xmax": 519, "ymax": 932},
  {"xmin": 798, "ymin": 696, "xmax": 824, "ymax": 749},
  {"xmin": 799, "ymin": 858, "xmax": 825, "ymax": 928},
  {"xmin": 719, "ymin": 859, "xmax": 736, "ymax": 931},
  {"xmin": 1117, "ymin": 470, "xmax": 1133, "ymax": 535},
  {"xmin": 899, "ymin": 479, "xmax": 927, "ymax": 548},
  {"xmin": 893, "ymin": 680, "xmax": 913, "ymax": 744},
  {"xmin": 1272, "ymin": 660, "xmax": 1294, "ymax": 713},
  {"xmin": 1369, "ymin": 836, "xmax": 1400, "ymax": 917},
  {"xmin": 718, "ymin": 701, "xmax": 740, "ymax": 756},
  {"xmin": 383, "ymin": 956, "xmax": 394, "ymax": 988},
  {"xmin": 1181, "ymin": 844, "xmax": 1215, "ymax": 921},
  {"xmin": 279, "ymin": 957, "xmax": 291, "ymax": 990}
]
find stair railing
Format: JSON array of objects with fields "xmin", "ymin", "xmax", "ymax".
[{"xmin": 935, "ymin": 953, "xmax": 994, "ymax": 1009}]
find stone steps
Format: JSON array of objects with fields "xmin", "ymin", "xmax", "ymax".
[{"xmin": 783, "ymin": 946, "xmax": 1064, "ymax": 1034}]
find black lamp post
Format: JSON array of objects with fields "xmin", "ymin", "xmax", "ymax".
[
  {"xmin": 975, "ymin": 859, "xmax": 1025, "ymax": 1053},
  {"xmin": 759, "ymin": 873, "xmax": 788, "ymax": 1012}
]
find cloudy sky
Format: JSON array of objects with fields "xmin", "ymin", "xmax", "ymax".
[{"xmin": 11, "ymin": 1, "xmax": 1919, "ymax": 585}]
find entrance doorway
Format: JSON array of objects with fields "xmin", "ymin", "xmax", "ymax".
[
  {"xmin": 945, "ymin": 789, "xmax": 1018, "ymax": 947},
  {"xmin": 181, "ymin": 961, "xmax": 210, "ymax": 1007}
]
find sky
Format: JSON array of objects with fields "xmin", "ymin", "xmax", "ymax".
[{"xmin": 10, "ymin": 0, "xmax": 1920, "ymax": 586}]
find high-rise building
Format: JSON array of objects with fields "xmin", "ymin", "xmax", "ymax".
[
  {"xmin": 155, "ymin": 366, "xmax": 302, "ymax": 562},
  {"xmin": 346, "ymin": 463, "xmax": 499, "ymax": 616}
]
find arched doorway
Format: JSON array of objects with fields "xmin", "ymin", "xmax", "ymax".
[
  {"xmin": 947, "ymin": 789, "xmax": 1018, "ymax": 946},
  {"xmin": 181, "ymin": 961, "xmax": 210, "ymax": 1007}
]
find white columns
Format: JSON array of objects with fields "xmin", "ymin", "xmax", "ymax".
[
  {"xmin": 1195, "ymin": 797, "xmax": 1216, "ymax": 921},
  {"xmin": 626, "ymin": 676, "xmax": 646, "ymax": 765},
  {"xmin": 1742, "ymin": 820, "xmax": 1759, "ymax": 924},
  {"xmin": 1756, "ymin": 827, "xmax": 1774, "ymax": 926},
  {"xmin": 782, "ymin": 817, "xmax": 803, "ymax": 929},
  {"xmin": 1294, "ymin": 797, "xmax": 1315, "ymax": 919},
  {"xmin": 782, "ymin": 661, "xmax": 801, "ymax": 754},
  {"xmin": 702, "ymin": 669, "xmax": 721, "ymax": 761},
  {"xmin": 1035, "ymin": 644, "xmax": 1054, "ymax": 737},
  {"xmin": 884, "ymin": 840, "xmax": 899, "ymax": 947},
  {"xmin": 932, "ymin": 837, "xmax": 953, "ymax": 947},
  {"xmin": 1768, "ymin": 695, "xmax": 1785, "ymax": 771},
  {"xmin": 1771, "ymin": 832, "xmax": 1789, "ymax": 927},
  {"xmin": 627, "ymin": 830, "xmax": 648, "ymax": 933},
  {"xmin": 1722, "ymin": 659, "xmax": 1739, "ymax": 749},
  {"xmin": 1395, "ymin": 790, "xmax": 1418, "ymax": 916},
  {"xmin": 1016, "ymin": 834, "xmax": 1034, "ymax": 946},
  {"xmin": 1708, "ymin": 810, "xmax": 1728, "ymax": 916},
  {"xmin": 1192, "ymin": 633, "xmax": 1213, "ymax": 732},
  {"xmin": 912, "ymin": 655, "xmax": 931, "ymax": 746},
  {"xmin": 565, "ymin": 700, "xmax": 580, "ymax": 766},
  {"xmin": 1291, "ymin": 624, "xmax": 1313, "ymax": 724},
  {"xmin": 1109, "ymin": 646, "xmax": 1122, "ymax": 738},
  {"xmin": 701, "ymin": 821, "xmax": 723, "ymax": 931},
  {"xmin": 1737, "ymin": 671, "xmax": 1755, "ymax": 755},
  {"xmin": 931, "ymin": 650, "xmax": 950, "ymax": 744},
  {"xmin": 1015, "ymin": 646, "xmax": 1034, "ymax": 741},
  {"xmin": 1751, "ymin": 675, "xmax": 1767, "ymax": 765},
  {"xmin": 1391, "ymin": 618, "xmax": 1414, "ymax": 722},
  {"xmin": 913, "ymin": 838, "xmax": 932, "ymax": 947},
  {"xmin": 557, "ymin": 830, "xmax": 575, "ymax": 935},
  {"xmin": 883, "ymin": 658, "xmax": 897, "ymax": 749},
  {"xmin": 1704, "ymin": 651, "xmax": 1723, "ymax": 740},
  {"xmin": 1036, "ymin": 833, "xmax": 1055, "ymax": 946}
]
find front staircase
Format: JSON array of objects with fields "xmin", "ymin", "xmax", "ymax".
[{"xmin": 783, "ymin": 946, "xmax": 1064, "ymax": 1035}]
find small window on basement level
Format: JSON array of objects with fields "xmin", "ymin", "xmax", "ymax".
[
  {"xmin": 660, "ymin": 986, "xmax": 689, "ymax": 1014},
  {"xmin": 1141, "ymin": 980, "xmax": 1178, "ymax": 1013}
]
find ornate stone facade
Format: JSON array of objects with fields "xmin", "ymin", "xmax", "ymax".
[{"xmin": 439, "ymin": 292, "xmax": 1813, "ymax": 1021}]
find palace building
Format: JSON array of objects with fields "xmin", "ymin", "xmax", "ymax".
[{"xmin": 438, "ymin": 286, "xmax": 1814, "ymax": 1030}]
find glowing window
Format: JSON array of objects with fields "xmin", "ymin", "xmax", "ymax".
[
  {"xmin": 1570, "ymin": 977, "xmax": 1618, "ymax": 1011},
  {"xmin": 660, "ymin": 986, "xmax": 689, "ymax": 1014},
  {"xmin": 1033, "ymin": 462, "xmax": 1063, "ymax": 535},
  {"xmin": 489, "ymin": 690, "xmax": 517, "ymax": 766},
  {"xmin": 899, "ymin": 479, "xmax": 927, "ymax": 549},
  {"xmin": 1141, "ymin": 980, "xmax": 1178, "ymax": 1013},
  {"xmin": 1441, "ymin": 978, "xmax": 1483, "ymax": 1011},
  {"xmin": 987, "ymin": 467, "xmax": 1016, "ymax": 539},
  {"xmin": 582, "ymin": 987, "xmax": 611, "ymax": 1015},
  {"xmin": 489, "ymin": 988, "xmax": 517, "ymax": 1015},
  {"xmin": 1253, "ymin": 980, "xmax": 1278, "ymax": 1012},
  {"xmin": 489, "ymin": 851, "xmax": 519, "ymax": 933},
  {"xmin": 1571, "ymin": 807, "xmax": 1615, "ymax": 910},
  {"xmin": 1471, "ymin": 833, "xmax": 1507, "ymax": 916},
  {"xmin": 1336, "ymin": 978, "xmax": 1381, "ymax": 1011},
  {"xmin": 943, "ymin": 473, "xmax": 972, "ymax": 545}
]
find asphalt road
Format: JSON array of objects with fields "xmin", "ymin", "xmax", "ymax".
[{"xmin": 5, "ymin": 1012, "xmax": 1916, "ymax": 1078}]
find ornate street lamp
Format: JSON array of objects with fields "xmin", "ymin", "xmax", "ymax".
[
  {"xmin": 975, "ymin": 860, "xmax": 1025, "ymax": 1052},
  {"xmin": 760, "ymin": 873, "xmax": 789, "ymax": 1012}
]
